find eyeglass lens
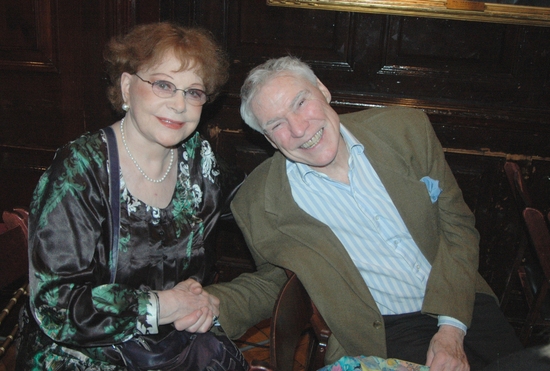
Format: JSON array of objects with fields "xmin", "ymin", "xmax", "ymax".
[
  {"xmin": 152, "ymin": 81, "xmax": 207, "ymax": 105},
  {"xmin": 135, "ymin": 75, "xmax": 208, "ymax": 106}
]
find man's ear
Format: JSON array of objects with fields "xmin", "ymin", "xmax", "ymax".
[
  {"xmin": 120, "ymin": 72, "xmax": 132, "ymax": 104},
  {"xmin": 264, "ymin": 134, "xmax": 278, "ymax": 149},
  {"xmin": 317, "ymin": 78, "xmax": 332, "ymax": 103}
]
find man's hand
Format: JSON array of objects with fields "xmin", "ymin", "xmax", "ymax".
[
  {"xmin": 157, "ymin": 278, "xmax": 220, "ymax": 333},
  {"xmin": 426, "ymin": 325, "xmax": 469, "ymax": 371}
]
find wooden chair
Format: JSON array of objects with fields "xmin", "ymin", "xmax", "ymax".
[
  {"xmin": 504, "ymin": 161, "xmax": 533, "ymax": 210},
  {"xmin": 502, "ymin": 162, "xmax": 550, "ymax": 344},
  {"xmin": 517, "ymin": 207, "xmax": 550, "ymax": 344},
  {"xmin": 500, "ymin": 161, "xmax": 534, "ymax": 310},
  {"xmin": 270, "ymin": 271, "xmax": 331, "ymax": 371},
  {"xmin": 0, "ymin": 208, "xmax": 29, "ymax": 370}
]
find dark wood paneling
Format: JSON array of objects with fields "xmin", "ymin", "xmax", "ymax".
[
  {"xmin": 188, "ymin": 1, "xmax": 550, "ymax": 160},
  {"xmin": 180, "ymin": 0, "xmax": 550, "ymax": 296},
  {"xmin": 0, "ymin": 0, "xmax": 148, "ymax": 211},
  {"xmin": 0, "ymin": 0, "xmax": 58, "ymax": 72},
  {"xmin": 1, "ymin": 0, "xmax": 549, "ymax": 308}
]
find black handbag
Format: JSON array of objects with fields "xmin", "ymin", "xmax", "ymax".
[
  {"xmin": 113, "ymin": 325, "xmax": 248, "ymax": 371},
  {"xmin": 102, "ymin": 127, "xmax": 248, "ymax": 371}
]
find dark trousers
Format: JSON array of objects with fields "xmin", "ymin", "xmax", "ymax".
[{"xmin": 384, "ymin": 293, "xmax": 523, "ymax": 371}]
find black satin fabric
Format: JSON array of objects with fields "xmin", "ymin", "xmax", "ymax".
[{"xmin": 17, "ymin": 130, "xmax": 222, "ymax": 369}]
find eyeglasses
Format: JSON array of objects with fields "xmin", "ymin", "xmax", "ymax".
[{"xmin": 134, "ymin": 74, "xmax": 209, "ymax": 106}]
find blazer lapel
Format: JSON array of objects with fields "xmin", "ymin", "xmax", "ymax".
[{"xmin": 263, "ymin": 152, "xmax": 378, "ymax": 306}]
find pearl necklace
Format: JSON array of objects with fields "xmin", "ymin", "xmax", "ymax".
[{"xmin": 120, "ymin": 117, "xmax": 174, "ymax": 183}]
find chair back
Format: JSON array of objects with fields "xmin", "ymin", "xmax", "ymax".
[
  {"xmin": 523, "ymin": 207, "xmax": 550, "ymax": 292},
  {"xmin": 504, "ymin": 161, "xmax": 533, "ymax": 210},
  {"xmin": 501, "ymin": 162, "xmax": 535, "ymax": 310},
  {"xmin": 0, "ymin": 209, "xmax": 29, "ymax": 289},
  {"xmin": 0, "ymin": 226, "xmax": 28, "ymax": 290},
  {"xmin": 501, "ymin": 162, "xmax": 550, "ymax": 345},
  {"xmin": 0, "ymin": 208, "xmax": 29, "ymax": 368},
  {"xmin": 3, "ymin": 208, "xmax": 29, "ymax": 241},
  {"xmin": 524, "ymin": 206, "xmax": 550, "ymax": 256},
  {"xmin": 270, "ymin": 271, "xmax": 331, "ymax": 371},
  {"xmin": 518, "ymin": 207, "xmax": 550, "ymax": 344}
]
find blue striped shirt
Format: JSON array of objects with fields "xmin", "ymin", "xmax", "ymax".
[{"xmin": 287, "ymin": 125, "xmax": 466, "ymax": 332}]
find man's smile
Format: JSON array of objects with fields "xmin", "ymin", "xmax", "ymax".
[{"xmin": 300, "ymin": 128, "xmax": 323, "ymax": 149}]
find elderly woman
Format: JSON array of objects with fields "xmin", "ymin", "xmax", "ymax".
[{"xmin": 16, "ymin": 22, "xmax": 248, "ymax": 370}]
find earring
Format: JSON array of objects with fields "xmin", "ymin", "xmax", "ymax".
[{"xmin": 122, "ymin": 103, "xmax": 129, "ymax": 112}]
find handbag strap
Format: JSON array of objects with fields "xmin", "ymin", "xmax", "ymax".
[{"xmin": 101, "ymin": 126, "xmax": 120, "ymax": 284}]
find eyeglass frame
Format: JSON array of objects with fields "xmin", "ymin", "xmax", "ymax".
[{"xmin": 133, "ymin": 74, "xmax": 210, "ymax": 106}]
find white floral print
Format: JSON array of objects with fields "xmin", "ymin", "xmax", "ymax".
[{"xmin": 201, "ymin": 141, "xmax": 219, "ymax": 183}]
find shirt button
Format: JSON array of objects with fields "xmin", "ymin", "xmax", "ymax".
[{"xmin": 373, "ymin": 320, "xmax": 383, "ymax": 329}]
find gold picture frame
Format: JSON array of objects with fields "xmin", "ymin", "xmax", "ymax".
[{"xmin": 267, "ymin": 0, "xmax": 550, "ymax": 26}]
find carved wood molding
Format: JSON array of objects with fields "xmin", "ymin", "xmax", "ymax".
[
  {"xmin": 267, "ymin": 0, "xmax": 550, "ymax": 27},
  {"xmin": 0, "ymin": 0, "xmax": 58, "ymax": 71}
]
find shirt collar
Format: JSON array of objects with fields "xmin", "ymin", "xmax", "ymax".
[
  {"xmin": 341, "ymin": 124, "xmax": 365, "ymax": 155},
  {"xmin": 286, "ymin": 124, "xmax": 365, "ymax": 182}
]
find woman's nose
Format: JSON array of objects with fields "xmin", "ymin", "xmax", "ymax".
[{"xmin": 169, "ymin": 91, "xmax": 187, "ymax": 113}]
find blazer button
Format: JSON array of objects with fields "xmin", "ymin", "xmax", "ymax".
[{"xmin": 373, "ymin": 320, "xmax": 383, "ymax": 329}]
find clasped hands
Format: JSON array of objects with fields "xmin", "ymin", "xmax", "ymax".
[{"xmin": 157, "ymin": 278, "xmax": 220, "ymax": 333}]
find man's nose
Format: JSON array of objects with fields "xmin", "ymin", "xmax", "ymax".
[{"xmin": 288, "ymin": 115, "xmax": 308, "ymax": 137}]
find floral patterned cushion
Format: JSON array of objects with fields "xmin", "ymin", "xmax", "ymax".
[{"xmin": 318, "ymin": 355, "xmax": 430, "ymax": 371}]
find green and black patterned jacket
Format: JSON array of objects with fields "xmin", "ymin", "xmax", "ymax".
[{"xmin": 18, "ymin": 129, "xmax": 221, "ymax": 370}]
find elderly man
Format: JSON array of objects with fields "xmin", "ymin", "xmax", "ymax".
[{"xmin": 206, "ymin": 56, "xmax": 522, "ymax": 371}]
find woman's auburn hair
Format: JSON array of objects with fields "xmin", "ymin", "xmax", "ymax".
[{"xmin": 104, "ymin": 22, "xmax": 229, "ymax": 112}]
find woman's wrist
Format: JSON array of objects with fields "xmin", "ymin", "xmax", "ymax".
[{"xmin": 135, "ymin": 290, "xmax": 159, "ymax": 335}]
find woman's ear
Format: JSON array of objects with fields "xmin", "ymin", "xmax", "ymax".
[
  {"xmin": 316, "ymin": 78, "xmax": 332, "ymax": 103},
  {"xmin": 120, "ymin": 72, "xmax": 132, "ymax": 104}
]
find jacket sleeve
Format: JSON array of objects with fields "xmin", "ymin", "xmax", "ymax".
[
  {"xmin": 205, "ymin": 172, "xmax": 288, "ymax": 339},
  {"xmin": 417, "ymin": 112, "xmax": 484, "ymax": 327}
]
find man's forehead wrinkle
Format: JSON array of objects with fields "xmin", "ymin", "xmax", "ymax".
[
  {"xmin": 270, "ymin": 88, "xmax": 307, "ymax": 112},
  {"xmin": 255, "ymin": 89, "xmax": 291, "ymax": 127},
  {"xmin": 255, "ymin": 72, "xmax": 311, "ymax": 128},
  {"xmin": 292, "ymin": 90, "xmax": 308, "ymax": 106}
]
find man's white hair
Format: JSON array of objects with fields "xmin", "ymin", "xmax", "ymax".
[{"xmin": 239, "ymin": 56, "xmax": 318, "ymax": 132}]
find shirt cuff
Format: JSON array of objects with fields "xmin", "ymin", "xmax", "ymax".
[
  {"xmin": 438, "ymin": 315, "xmax": 467, "ymax": 335},
  {"xmin": 136, "ymin": 290, "xmax": 159, "ymax": 335}
]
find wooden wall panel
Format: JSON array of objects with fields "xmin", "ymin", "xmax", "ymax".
[
  {"xmin": 182, "ymin": 0, "xmax": 550, "ymax": 192},
  {"xmin": 380, "ymin": 20, "xmax": 519, "ymax": 100},
  {"xmin": 223, "ymin": 2, "xmax": 353, "ymax": 89},
  {"xmin": 0, "ymin": 0, "xmax": 150, "ymax": 211},
  {"xmin": 191, "ymin": 2, "xmax": 550, "ymax": 158},
  {"xmin": 0, "ymin": 0, "xmax": 58, "ymax": 72},
  {"xmin": 0, "ymin": 0, "xmax": 60, "ymax": 148},
  {"xmin": 0, "ymin": 0, "xmax": 548, "ymax": 302},
  {"xmin": 180, "ymin": 0, "xmax": 550, "ymax": 294}
]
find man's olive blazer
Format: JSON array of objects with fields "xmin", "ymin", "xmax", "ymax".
[{"xmin": 206, "ymin": 107, "xmax": 494, "ymax": 363}]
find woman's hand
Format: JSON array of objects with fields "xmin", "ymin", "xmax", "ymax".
[{"xmin": 157, "ymin": 278, "xmax": 220, "ymax": 332}]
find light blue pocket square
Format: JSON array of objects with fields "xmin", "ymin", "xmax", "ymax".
[{"xmin": 420, "ymin": 176, "xmax": 442, "ymax": 203}]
